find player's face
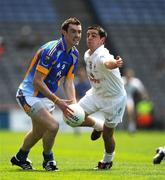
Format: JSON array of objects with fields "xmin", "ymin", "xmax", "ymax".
[
  {"xmin": 86, "ymin": 29, "xmax": 105, "ymax": 53},
  {"xmin": 63, "ymin": 24, "xmax": 82, "ymax": 49}
]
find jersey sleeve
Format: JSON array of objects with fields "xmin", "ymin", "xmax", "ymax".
[
  {"xmin": 100, "ymin": 53, "xmax": 114, "ymax": 64},
  {"xmin": 98, "ymin": 49, "xmax": 114, "ymax": 69},
  {"xmin": 36, "ymin": 49, "xmax": 53, "ymax": 75}
]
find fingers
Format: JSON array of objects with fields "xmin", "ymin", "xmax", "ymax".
[
  {"xmin": 116, "ymin": 56, "xmax": 123, "ymax": 61},
  {"xmin": 116, "ymin": 55, "xmax": 121, "ymax": 60},
  {"xmin": 67, "ymin": 107, "xmax": 74, "ymax": 113},
  {"xmin": 116, "ymin": 56, "xmax": 123, "ymax": 67},
  {"xmin": 64, "ymin": 108, "xmax": 74, "ymax": 119},
  {"xmin": 116, "ymin": 59, "xmax": 123, "ymax": 66}
]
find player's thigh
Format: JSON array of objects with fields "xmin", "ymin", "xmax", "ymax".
[
  {"xmin": 17, "ymin": 96, "xmax": 58, "ymax": 130},
  {"xmin": 31, "ymin": 118, "xmax": 46, "ymax": 137},
  {"xmin": 32, "ymin": 107, "xmax": 59, "ymax": 131},
  {"xmin": 78, "ymin": 93, "xmax": 98, "ymax": 114},
  {"xmin": 103, "ymin": 95, "xmax": 127, "ymax": 127},
  {"xmin": 16, "ymin": 96, "xmax": 55, "ymax": 115}
]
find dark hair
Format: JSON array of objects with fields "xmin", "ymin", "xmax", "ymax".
[
  {"xmin": 87, "ymin": 25, "xmax": 107, "ymax": 38},
  {"xmin": 61, "ymin": 17, "xmax": 81, "ymax": 32}
]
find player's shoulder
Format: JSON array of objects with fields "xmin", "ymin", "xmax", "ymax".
[
  {"xmin": 97, "ymin": 45, "xmax": 109, "ymax": 53},
  {"xmin": 98, "ymin": 47, "xmax": 113, "ymax": 63},
  {"xmin": 40, "ymin": 40, "xmax": 58, "ymax": 49},
  {"xmin": 39, "ymin": 39, "xmax": 62, "ymax": 56},
  {"xmin": 96, "ymin": 46, "xmax": 111, "ymax": 58}
]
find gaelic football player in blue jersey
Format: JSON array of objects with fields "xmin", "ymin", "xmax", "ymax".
[{"xmin": 10, "ymin": 17, "xmax": 83, "ymax": 171}]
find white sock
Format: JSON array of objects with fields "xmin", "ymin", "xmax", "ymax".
[
  {"xmin": 162, "ymin": 147, "xmax": 165, "ymax": 154},
  {"xmin": 93, "ymin": 120, "xmax": 104, "ymax": 131},
  {"xmin": 102, "ymin": 151, "xmax": 115, "ymax": 163}
]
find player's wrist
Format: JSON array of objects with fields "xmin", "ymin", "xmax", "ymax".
[{"xmin": 53, "ymin": 96, "xmax": 60, "ymax": 104}]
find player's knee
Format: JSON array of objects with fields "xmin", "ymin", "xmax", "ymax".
[
  {"xmin": 103, "ymin": 132, "xmax": 112, "ymax": 142},
  {"xmin": 48, "ymin": 119, "xmax": 59, "ymax": 133},
  {"xmin": 102, "ymin": 126, "xmax": 114, "ymax": 141}
]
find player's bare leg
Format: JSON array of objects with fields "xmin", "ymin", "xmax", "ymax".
[
  {"xmin": 21, "ymin": 109, "xmax": 59, "ymax": 152},
  {"xmin": 102, "ymin": 125, "xmax": 115, "ymax": 154},
  {"xmin": 10, "ymin": 120, "xmax": 44, "ymax": 170},
  {"xmin": 94, "ymin": 125, "xmax": 115, "ymax": 170},
  {"xmin": 20, "ymin": 119, "xmax": 45, "ymax": 151},
  {"xmin": 32, "ymin": 109, "xmax": 59, "ymax": 171},
  {"xmin": 80, "ymin": 116, "xmax": 103, "ymax": 140},
  {"xmin": 11, "ymin": 108, "xmax": 59, "ymax": 171}
]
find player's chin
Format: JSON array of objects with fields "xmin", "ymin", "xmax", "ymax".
[
  {"xmin": 73, "ymin": 39, "xmax": 80, "ymax": 46},
  {"xmin": 74, "ymin": 41, "xmax": 79, "ymax": 46}
]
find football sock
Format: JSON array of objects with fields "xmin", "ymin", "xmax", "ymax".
[
  {"xmin": 43, "ymin": 151, "xmax": 54, "ymax": 161},
  {"xmin": 16, "ymin": 148, "xmax": 29, "ymax": 161},
  {"xmin": 93, "ymin": 120, "xmax": 103, "ymax": 131},
  {"xmin": 102, "ymin": 151, "xmax": 115, "ymax": 163}
]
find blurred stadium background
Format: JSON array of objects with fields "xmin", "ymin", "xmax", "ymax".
[{"xmin": 0, "ymin": 0, "xmax": 165, "ymax": 131}]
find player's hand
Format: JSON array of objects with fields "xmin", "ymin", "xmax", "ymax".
[
  {"xmin": 116, "ymin": 56, "xmax": 123, "ymax": 68},
  {"xmin": 56, "ymin": 99, "xmax": 74, "ymax": 118},
  {"xmin": 104, "ymin": 56, "xmax": 123, "ymax": 69}
]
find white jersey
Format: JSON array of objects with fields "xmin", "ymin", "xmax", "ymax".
[{"xmin": 84, "ymin": 45, "xmax": 126, "ymax": 98}]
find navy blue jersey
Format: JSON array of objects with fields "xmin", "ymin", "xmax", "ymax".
[{"xmin": 19, "ymin": 35, "xmax": 79, "ymax": 97}]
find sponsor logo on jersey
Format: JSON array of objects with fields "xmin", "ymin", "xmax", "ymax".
[{"xmin": 57, "ymin": 63, "xmax": 60, "ymax": 68}]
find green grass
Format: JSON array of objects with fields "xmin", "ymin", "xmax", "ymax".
[{"xmin": 0, "ymin": 130, "xmax": 165, "ymax": 180}]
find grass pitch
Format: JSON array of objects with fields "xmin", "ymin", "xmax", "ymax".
[{"xmin": 0, "ymin": 130, "xmax": 164, "ymax": 180}]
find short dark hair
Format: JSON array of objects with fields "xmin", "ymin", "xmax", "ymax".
[
  {"xmin": 87, "ymin": 25, "xmax": 107, "ymax": 38},
  {"xmin": 61, "ymin": 17, "xmax": 81, "ymax": 32}
]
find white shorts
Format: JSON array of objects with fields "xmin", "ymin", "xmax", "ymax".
[
  {"xmin": 78, "ymin": 90, "xmax": 127, "ymax": 128},
  {"xmin": 16, "ymin": 89, "xmax": 55, "ymax": 117}
]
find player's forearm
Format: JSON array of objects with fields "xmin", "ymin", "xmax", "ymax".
[
  {"xmin": 104, "ymin": 56, "xmax": 123, "ymax": 70},
  {"xmin": 104, "ymin": 59, "xmax": 118, "ymax": 69},
  {"xmin": 63, "ymin": 79, "xmax": 77, "ymax": 103},
  {"xmin": 33, "ymin": 79, "xmax": 59, "ymax": 103}
]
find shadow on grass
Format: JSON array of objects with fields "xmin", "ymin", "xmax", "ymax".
[{"xmin": 7, "ymin": 167, "xmax": 96, "ymax": 173}]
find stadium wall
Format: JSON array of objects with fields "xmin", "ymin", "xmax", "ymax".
[{"xmin": 0, "ymin": 110, "xmax": 91, "ymax": 132}]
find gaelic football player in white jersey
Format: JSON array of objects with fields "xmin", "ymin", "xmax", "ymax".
[{"xmin": 79, "ymin": 25, "xmax": 127, "ymax": 170}]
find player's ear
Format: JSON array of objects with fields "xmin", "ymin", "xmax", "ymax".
[
  {"xmin": 102, "ymin": 37, "xmax": 106, "ymax": 44},
  {"xmin": 61, "ymin": 29, "xmax": 67, "ymax": 36}
]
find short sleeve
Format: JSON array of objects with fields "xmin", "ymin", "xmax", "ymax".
[
  {"xmin": 98, "ymin": 49, "xmax": 114, "ymax": 68},
  {"xmin": 36, "ymin": 49, "xmax": 53, "ymax": 75}
]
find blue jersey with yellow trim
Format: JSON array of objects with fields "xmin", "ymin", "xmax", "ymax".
[{"xmin": 19, "ymin": 36, "xmax": 79, "ymax": 97}]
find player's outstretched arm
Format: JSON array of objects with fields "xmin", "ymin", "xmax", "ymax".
[{"xmin": 104, "ymin": 56, "xmax": 123, "ymax": 70}]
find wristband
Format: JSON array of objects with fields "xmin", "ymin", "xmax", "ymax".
[{"xmin": 53, "ymin": 96, "xmax": 59, "ymax": 104}]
